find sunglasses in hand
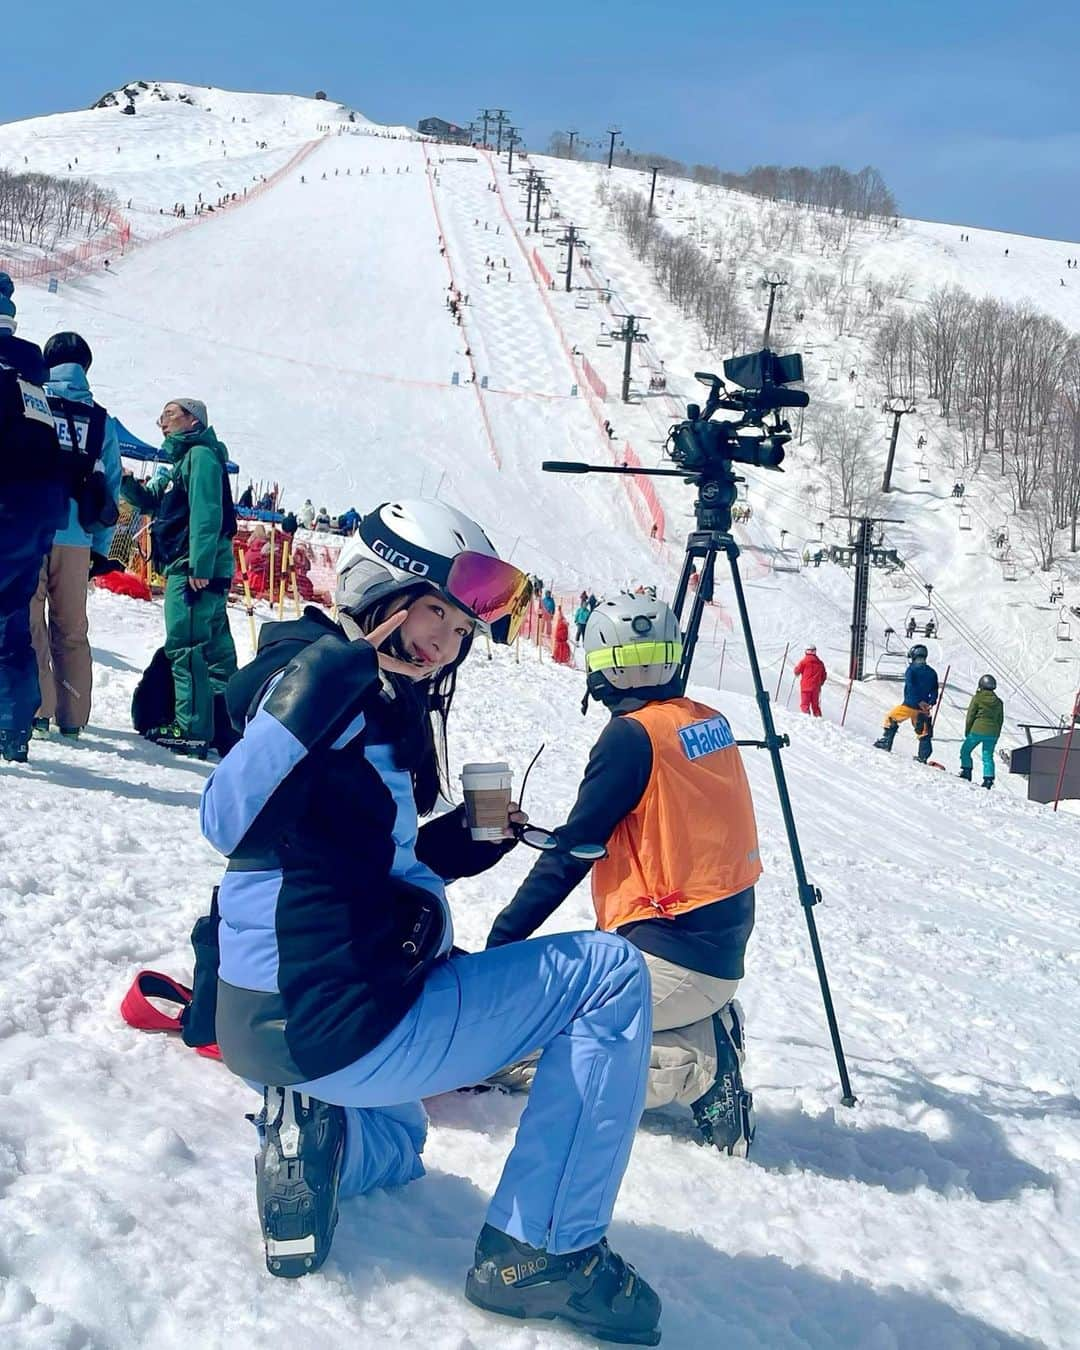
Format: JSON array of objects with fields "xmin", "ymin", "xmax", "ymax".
[{"xmin": 510, "ymin": 744, "xmax": 607, "ymax": 861}]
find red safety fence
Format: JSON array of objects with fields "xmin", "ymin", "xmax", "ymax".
[
  {"xmin": 581, "ymin": 356, "xmax": 607, "ymax": 401},
  {"xmin": 620, "ymin": 444, "xmax": 665, "ymax": 542},
  {"xmin": 1, "ymin": 139, "xmax": 322, "ymax": 284},
  {"xmin": 532, "ymin": 248, "xmax": 552, "ymax": 289},
  {"xmin": 1, "ymin": 208, "xmax": 132, "ymax": 281}
]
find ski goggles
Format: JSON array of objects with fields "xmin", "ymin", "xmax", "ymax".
[
  {"xmin": 585, "ymin": 639, "xmax": 683, "ymax": 673},
  {"xmin": 440, "ymin": 552, "xmax": 533, "ymax": 645}
]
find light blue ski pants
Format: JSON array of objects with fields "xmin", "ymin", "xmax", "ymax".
[
  {"xmin": 292, "ymin": 930, "xmax": 651, "ymax": 1254},
  {"xmin": 960, "ymin": 731, "xmax": 998, "ymax": 780}
]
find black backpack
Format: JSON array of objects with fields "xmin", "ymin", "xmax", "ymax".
[
  {"xmin": 0, "ymin": 357, "xmax": 64, "ymax": 485},
  {"xmin": 150, "ymin": 457, "xmax": 237, "ymax": 571},
  {"xmin": 47, "ymin": 393, "xmax": 120, "ymax": 531}
]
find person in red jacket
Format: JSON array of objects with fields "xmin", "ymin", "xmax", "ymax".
[
  {"xmin": 794, "ymin": 645, "xmax": 826, "ymax": 716},
  {"xmin": 552, "ymin": 605, "xmax": 572, "ymax": 664}
]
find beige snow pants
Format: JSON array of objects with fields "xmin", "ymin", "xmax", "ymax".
[
  {"xmin": 29, "ymin": 545, "xmax": 92, "ymax": 729},
  {"xmin": 492, "ymin": 951, "xmax": 739, "ymax": 1110}
]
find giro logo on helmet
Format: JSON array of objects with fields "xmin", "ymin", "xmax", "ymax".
[{"xmin": 370, "ymin": 538, "xmax": 430, "ymax": 576}]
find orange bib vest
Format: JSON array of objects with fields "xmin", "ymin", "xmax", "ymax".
[{"xmin": 591, "ymin": 697, "xmax": 762, "ymax": 932}]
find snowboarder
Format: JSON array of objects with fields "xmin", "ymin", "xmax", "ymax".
[
  {"xmin": 959, "ymin": 674, "xmax": 1003, "ymax": 788},
  {"xmin": 485, "ymin": 596, "xmax": 759, "ymax": 1159},
  {"xmin": 874, "ymin": 644, "xmax": 939, "ymax": 762},
  {"xmin": 793, "ymin": 645, "xmax": 827, "ymax": 717},
  {"xmin": 198, "ymin": 499, "xmax": 662, "ymax": 1344}
]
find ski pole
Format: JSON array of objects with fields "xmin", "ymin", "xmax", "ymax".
[
  {"xmin": 774, "ymin": 641, "xmax": 789, "ymax": 701},
  {"xmin": 717, "ymin": 638, "xmax": 726, "ymax": 688},
  {"xmin": 931, "ymin": 664, "xmax": 951, "ymax": 732},
  {"xmin": 841, "ymin": 676, "xmax": 854, "ymax": 727}
]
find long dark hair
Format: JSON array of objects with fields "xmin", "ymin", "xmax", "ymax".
[{"xmin": 356, "ymin": 585, "xmax": 473, "ymax": 815}]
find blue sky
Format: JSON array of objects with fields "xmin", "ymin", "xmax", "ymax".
[{"xmin": 4, "ymin": 0, "xmax": 1077, "ymax": 241}]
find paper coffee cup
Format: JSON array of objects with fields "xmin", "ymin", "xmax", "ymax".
[{"xmin": 461, "ymin": 761, "xmax": 512, "ymax": 841}]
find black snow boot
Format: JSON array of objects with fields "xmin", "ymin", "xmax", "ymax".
[
  {"xmin": 465, "ymin": 1223, "xmax": 661, "ymax": 1346},
  {"xmin": 873, "ymin": 721, "xmax": 898, "ymax": 752},
  {"xmin": 251, "ymin": 1087, "xmax": 346, "ymax": 1279},
  {"xmin": 0, "ymin": 728, "xmax": 30, "ymax": 763},
  {"xmin": 982, "ymin": 777, "xmax": 994, "ymax": 789},
  {"xmin": 691, "ymin": 1000, "xmax": 755, "ymax": 1158},
  {"xmin": 958, "ymin": 766, "xmax": 972, "ymax": 781}
]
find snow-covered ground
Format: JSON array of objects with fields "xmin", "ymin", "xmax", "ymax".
[{"xmin": 2, "ymin": 88, "xmax": 1079, "ymax": 1349}]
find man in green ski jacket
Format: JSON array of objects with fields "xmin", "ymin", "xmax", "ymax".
[
  {"xmin": 959, "ymin": 674, "xmax": 1004, "ymax": 789},
  {"xmin": 121, "ymin": 398, "xmax": 237, "ymax": 754}
]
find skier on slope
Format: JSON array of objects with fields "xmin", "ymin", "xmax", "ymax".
[
  {"xmin": 874, "ymin": 643, "xmax": 939, "ymax": 762},
  {"xmin": 198, "ymin": 500, "xmax": 662, "ymax": 1345},
  {"xmin": 793, "ymin": 645, "xmax": 827, "ymax": 717},
  {"xmin": 486, "ymin": 596, "xmax": 759, "ymax": 1158},
  {"xmin": 959, "ymin": 674, "xmax": 1003, "ymax": 789}
]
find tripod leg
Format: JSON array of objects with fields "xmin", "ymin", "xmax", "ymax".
[{"xmin": 721, "ymin": 538, "xmax": 857, "ymax": 1107}]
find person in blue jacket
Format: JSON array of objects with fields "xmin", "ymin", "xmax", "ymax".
[
  {"xmin": 198, "ymin": 499, "xmax": 662, "ymax": 1346},
  {"xmin": 0, "ymin": 275, "xmax": 69, "ymax": 763},
  {"xmin": 874, "ymin": 643, "xmax": 939, "ymax": 762},
  {"xmin": 28, "ymin": 332, "xmax": 122, "ymax": 739}
]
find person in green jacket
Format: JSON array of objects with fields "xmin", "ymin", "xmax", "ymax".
[
  {"xmin": 959, "ymin": 674, "xmax": 1004, "ymax": 789},
  {"xmin": 121, "ymin": 398, "xmax": 237, "ymax": 754}
]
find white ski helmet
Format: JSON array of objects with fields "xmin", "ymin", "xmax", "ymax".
[
  {"xmin": 584, "ymin": 595, "xmax": 683, "ymax": 700},
  {"xmin": 335, "ymin": 499, "xmax": 530, "ymax": 644}
]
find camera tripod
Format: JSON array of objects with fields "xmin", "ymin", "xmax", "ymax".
[
  {"xmin": 545, "ymin": 457, "xmax": 857, "ymax": 1106},
  {"xmin": 673, "ymin": 476, "xmax": 856, "ymax": 1106}
]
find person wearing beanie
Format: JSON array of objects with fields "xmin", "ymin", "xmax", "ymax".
[
  {"xmin": 793, "ymin": 644, "xmax": 827, "ymax": 717},
  {"xmin": 29, "ymin": 333, "xmax": 122, "ymax": 741},
  {"xmin": 0, "ymin": 275, "xmax": 71, "ymax": 763},
  {"xmin": 120, "ymin": 398, "xmax": 237, "ymax": 755}
]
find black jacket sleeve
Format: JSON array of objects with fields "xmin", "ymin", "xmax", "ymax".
[
  {"xmin": 416, "ymin": 803, "xmax": 516, "ymax": 882},
  {"xmin": 485, "ymin": 715, "xmax": 653, "ymax": 947}
]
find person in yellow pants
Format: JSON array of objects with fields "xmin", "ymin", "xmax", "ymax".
[{"xmin": 874, "ymin": 644, "xmax": 939, "ymax": 762}]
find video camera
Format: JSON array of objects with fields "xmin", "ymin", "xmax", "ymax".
[{"xmin": 669, "ymin": 348, "xmax": 808, "ymax": 480}]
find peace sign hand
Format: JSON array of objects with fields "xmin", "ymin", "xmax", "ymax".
[{"xmin": 355, "ymin": 610, "xmax": 438, "ymax": 681}]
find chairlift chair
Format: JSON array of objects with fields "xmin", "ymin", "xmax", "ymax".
[
  {"xmin": 1002, "ymin": 559, "xmax": 1018, "ymax": 582},
  {"xmin": 958, "ymin": 509, "xmax": 972, "ymax": 530},
  {"xmin": 771, "ymin": 549, "xmax": 803, "ymax": 574},
  {"xmin": 1056, "ymin": 608, "xmax": 1072, "ymax": 642},
  {"xmin": 574, "ymin": 293, "xmax": 591, "ymax": 310},
  {"xmin": 596, "ymin": 327, "xmax": 613, "ymax": 348},
  {"xmin": 855, "ymin": 389, "xmax": 866, "ymax": 409},
  {"xmin": 827, "ymin": 365, "xmax": 839, "ymax": 381},
  {"xmin": 917, "ymin": 462, "xmax": 931, "ymax": 484},
  {"xmin": 903, "ymin": 605, "xmax": 938, "ymax": 639},
  {"xmin": 874, "ymin": 634, "xmax": 908, "ymax": 679}
]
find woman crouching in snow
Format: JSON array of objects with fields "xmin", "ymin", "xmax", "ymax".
[{"xmin": 198, "ymin": 499, "xmax": 663, "ymax": 1346}]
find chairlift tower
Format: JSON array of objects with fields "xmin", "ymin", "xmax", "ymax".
[
  {"xmin": 833, "ymin": 513, "xmax": 905, "ymax": 680},
  {"xmin": 610, "ymin": 312, "xmax": 650, "ymax": 403},
  {"xmin": 881, "ymin": 396, "xmax": 916, "ymax": 493},
  {"xmin": 647, "ymin": 165, "xmax": 660, "ymax": 217},
  {"xmin": 556, "ymin": 222, "xmax": 587, "ymax": 292},
  {"xmin": 761, "ymin": 272, "xmax": 788, "ymax": 347},
  {"xmin": 605, "ymin": 127, "xmax": 622, "ymax": 169}
]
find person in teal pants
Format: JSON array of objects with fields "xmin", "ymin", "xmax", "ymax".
[{"xmin": 959, "ymin": 674, "xmax": 1004, "ymax": 788}]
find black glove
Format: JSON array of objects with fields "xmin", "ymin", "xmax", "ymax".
[{"xmin": 89, "ymin": 552, "xmax": 125, "ymax": 579}]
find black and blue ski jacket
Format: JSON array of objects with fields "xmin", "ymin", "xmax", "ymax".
[{"xmin": 200, "ymin": 609, "xmax": 513, "ymax": 1085}]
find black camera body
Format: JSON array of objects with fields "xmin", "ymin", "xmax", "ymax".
[{"xmin": 666, "ymin": 346, "xmax": 809, "ymax": 533}]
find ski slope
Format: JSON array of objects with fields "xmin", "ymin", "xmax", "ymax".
[
  {"xmin": 1, "ymin": 596, "xmax": 1078, "ymax": 1349},
  {"xmin": 1, "ymin": 86, "xmax": 1079, "ymax": 1349}
]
